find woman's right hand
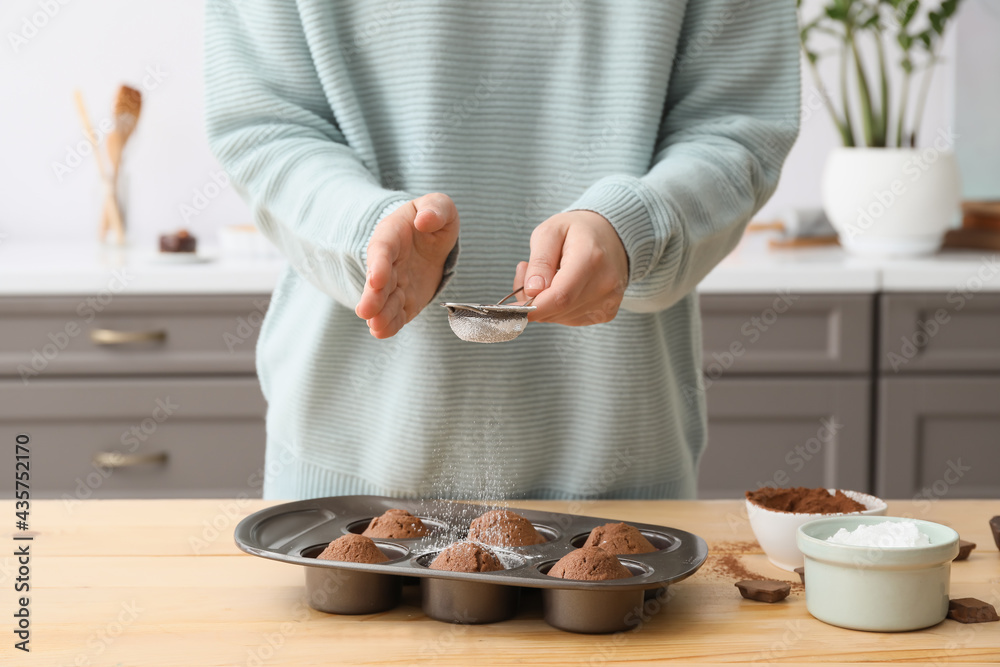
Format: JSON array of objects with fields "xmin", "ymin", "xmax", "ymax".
[{"xmin": 355, "ymin": 193, "xmax": 460, "ymax": 339}]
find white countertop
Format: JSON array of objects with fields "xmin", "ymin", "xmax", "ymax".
[
  {"xmin": 1, "ymin": 236, "xmax": 997, "ymax": 296},
  {"xmin": 0, "ymin": 243, "xmax": 285, "ymax": 296}
]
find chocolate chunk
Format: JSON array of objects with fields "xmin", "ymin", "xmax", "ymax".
[
  {"xmin": 990, "ymin": 516, "xmax": 1000, "ymax": 551},
  {"xmin": 954, "ymin": 540, "xmax": 976, "ymax": 561},
  {"xmin": 947, "ymin": 598, "xmax": 999, "ymax": 624},
  {"xmin": 735, "ymin": 579, "xmax": 791, "ymax": 603},
  {"xmin": 794, "ymin": 567, "xmax": 805, "ymax": 584}
]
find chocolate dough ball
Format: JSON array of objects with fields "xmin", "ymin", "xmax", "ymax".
[
  {"xmin": 468, "ymin": 509, "xmax": 545, "ymax": 547},
  {"xmin": 317, "ymin": 534, "xmax": 389, "ymax": 564},
  {"xmin": 363, "ymin": 508, "xmax": 428, "ymax": 539},
  {"xmin": 583, "ymin": 522, "xmax": 657, "ymax": 554},
  {"xmin": 429, "ymin": 541, "xmax": 504, "ymax": 572},
  {"xmin": 548, "ymin": 546, "xmax": 632, "ymax": 581}
]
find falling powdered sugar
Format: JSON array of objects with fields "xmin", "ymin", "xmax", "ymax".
[{"xmin": 827, "ymin": 521, "xmax": 931, "ymax": 548}]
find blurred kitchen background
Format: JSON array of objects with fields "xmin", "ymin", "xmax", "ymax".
[{"xmin": 1, "ymin": 0, "xmax": 998, "ymax": 501}]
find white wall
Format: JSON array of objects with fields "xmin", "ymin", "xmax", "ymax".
[
  {"xmin": 0, "ymin": 1, "xmax": 988, "ymax": 246},
  {"xmin": 954, "ymin": 0, "xmax": 1000, "ymax": 199},
  {"xmin": 1, "ymin": 0, "xmax": 248, "ymax": 247}
]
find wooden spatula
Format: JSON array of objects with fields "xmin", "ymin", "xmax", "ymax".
[{"xmin": 102, "ymin": 85, "xmax": 142, "ymax": 244}]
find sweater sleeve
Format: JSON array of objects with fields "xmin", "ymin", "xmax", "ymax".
[
  {"xmin": 565, "ymin": 0, "xmax": 801, "ymax": 313},
  {"xmin": 203, "ymin": 0, "xmax": 419, "ymax": 307}
]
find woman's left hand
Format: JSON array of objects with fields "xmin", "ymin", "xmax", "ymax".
[{"xmin": 514, "ymin": 210, "xmax": 629, "ymax": 326}]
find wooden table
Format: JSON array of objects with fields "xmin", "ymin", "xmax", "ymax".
[{"xmin": 9, "ymin": 499, "xmax": 1000, "ymax": 665}]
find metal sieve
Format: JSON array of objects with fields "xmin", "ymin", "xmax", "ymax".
[{"xmin": 441, "ymin": 287, "xmax": 537, "ymax": 343}]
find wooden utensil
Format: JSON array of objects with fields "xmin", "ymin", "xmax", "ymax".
[
  {"xmin": 73, "ymin": 90, "xmax": 125, "ymax": 244},
  {"xmin": 103, "ymin": 85, "xmax": 142, "ymax": 243}
]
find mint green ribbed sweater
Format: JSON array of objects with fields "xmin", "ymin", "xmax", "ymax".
[{"xmin": 204, "ymin": 0, "xmax": 800, "ymax": 500}]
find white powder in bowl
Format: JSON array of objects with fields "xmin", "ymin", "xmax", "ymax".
[{"xmin": 826, "ymin": 521, "xmax": 931, "ymax": 548}]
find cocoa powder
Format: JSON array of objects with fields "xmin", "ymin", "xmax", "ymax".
[{"xmin": 746, "ymin": 487, "xmax": 867, "ymax": 514}]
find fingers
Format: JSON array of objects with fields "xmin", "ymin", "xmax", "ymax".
[
  {"xmin": 412, "ymin": 192, "xmax": 458, "ymax": 234},
  {"xmin": 355, "ymin": 192, "xmax": 461, "ymax": 338},
  {"xmin": 513, "ymin": 261, "xmax": 528, "ymax": 300},
  {"xmin": 523, "ymin": 221, "xmax": 566, "ymax": 298},
  {"xmin": 527, "ymin": 239, "xmax": 591, "ymax": 322},
  {"xmin": 365, "ymin": 210, "xmax": 407, "ymax": 291},
  {"xmin": 355, "ymin": 268, "xmax": 397, "ymax": 320},
  {"xmin": 365, "ymin": 288, "xmax": 406, "ymax": 338}
]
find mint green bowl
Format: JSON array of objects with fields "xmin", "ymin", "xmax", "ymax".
[{"xmin": 797, "ymin": 516, "xmax": 959, "ymax": 632}]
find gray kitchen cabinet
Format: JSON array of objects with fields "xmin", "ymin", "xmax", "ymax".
[
  {"xmin": 697, "ymin": 378, "xmax": 871, "ymax": 499},
  {"xmin": 880, "ymin": 293, "xmax": 1000, "ymax": 373},
  {"xmin": 697, "ymin": 293, "xmax": 875, "ymax": 499},
  {"xmin": 875, "ymin": 294, "xmax": 1000, "ymax": 500},
  {"xmin": 0, "ymin": 295, "xmax": 267, "ymax": 377},
  {"xmin": 700, "ymin": 294, "xmax": 873, "ymax": 375},
  {"xmin": 1, "ymin": 295, "xmax": 268, "ymax": 499},
  {"xmin": 876, "ymin": 376, "xmax": 1000, "ymax": 499},
  {"xmin": 1, "ymin": 377, "xmax": 266, "ymax": 498}
]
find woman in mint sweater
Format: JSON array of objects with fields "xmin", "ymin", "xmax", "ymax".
[{"xmin": 205, "ymin": 1, "xmax": 800, "ymax": 500}]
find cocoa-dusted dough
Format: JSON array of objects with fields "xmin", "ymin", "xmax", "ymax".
[
  {"xmin": 429, "ymin": 541, "xmax": 504, "ymax": 572},
  {"xmin": 547, "ymin": 546, "xmax": 632, "ymax": 581},
  {"xmin": 316, "ymin": 534, "xmax": 389, "ymax": 564},
  {"xmin": 583, "ymin": 522, "xmax": 657, "ymax": 554},
  {"xmin": 362, "ymin": 508, "xmax": 428, "ymax": 539},
  {"xmin": 468, "ymin": 509, "xmax": 546, "ymax": 547}
]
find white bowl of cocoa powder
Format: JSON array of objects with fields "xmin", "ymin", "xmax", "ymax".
[{"xmin": 745, "ymin": 487, "xmax": 887, "ymax": 571}]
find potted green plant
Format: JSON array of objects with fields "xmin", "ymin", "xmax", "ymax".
[{"xmin": 799, "ymin": 0, "xmax": 963, "ymax": 256}]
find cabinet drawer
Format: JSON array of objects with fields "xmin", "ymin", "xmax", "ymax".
[
  {"xmin": 0, "ymin": 295, "xmax": 268, "ymax": 377},
  {"xmin": 697, "ymin": 378, "xmax": 871, "ymax": 499},
  {"xmin": 880, "ymin": 293, "xmax": 1000, "ymax": 373},
  {"xmin": 699, "ymin": 294, "xmax": 873, "ymax": 375},
  {"xmin": 876, "ymin": 377, "xmax": 1000, "ymax": 499},
  {"xmin": 0, "ymin": 378, "xmax": 266, "ymax": 498}
]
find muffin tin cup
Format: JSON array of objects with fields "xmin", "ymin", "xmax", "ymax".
[
  {"xmin": 300, "ymin": 542, "xmax": 408, "ymax": 615},
  {"xmin": 304, "ymin": 566, "xmax": 402, "ymax": 615},
  {"xmin": 234, "ymin": 495, "xmax": 708, "ymax": 634},
  {"xmin": 543, "ymin": 587, "xmax": 646, "ymax": 634},
  {"xmin": 540, "ymin": 561, "xmax": 655, "ymax": 634},
  {"xmin": 421, "ymin": 578, "xmax": 520, "ymax": 624}
]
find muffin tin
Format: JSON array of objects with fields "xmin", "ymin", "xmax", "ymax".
[{"xmin": 234, "ymin": 495, "xmax": 708, "ymax": 634}]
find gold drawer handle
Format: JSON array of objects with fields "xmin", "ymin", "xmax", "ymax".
[
  {"xmin": 90, "ymin": 328, "xmax": 167, "ymax": 345},
  {"xmin": 92, "ymin": 451, "xmax": 169, "ymax": 468}
]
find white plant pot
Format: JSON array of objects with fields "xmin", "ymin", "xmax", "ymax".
[{"xmin": 822, "ymin": 147, "xmax": 961, "ymax": 257}]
